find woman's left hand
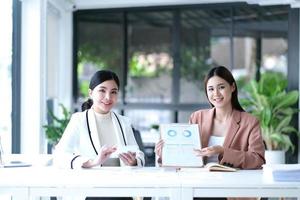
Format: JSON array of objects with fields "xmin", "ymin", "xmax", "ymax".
[
  {"xmin": 119, "ymin": 151, "xmax": 137, "ymax": 166},
  {"xmin": 194, "ymin": 145, "xmax": 224, "ymax": 157}
]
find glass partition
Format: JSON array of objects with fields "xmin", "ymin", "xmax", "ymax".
[
  {"xmin": 76, "ymin": 12, "xmax": 123, "ymax": 104},
  {"xmin": 126, "ymin": 11, "xmax": 173, "ymax": 103},
  {"xmin": 233, "ymin": 6, "xmax": 288, "ymax": 81},
  {"xmin": 261, "ymin": 37, "xmax": 288, "ymax": 74},
  {"xmin": 180, "ymin": 8, "xmax": 231, "ymax": 103}
]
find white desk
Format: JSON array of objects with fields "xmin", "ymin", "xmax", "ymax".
[
  {"xmin": 0, "ymin": 166, "xmax": 181, "ymax": 200},
  {"xmin": 0, "ymin": 167, "xmax": 30, "ymax": 200},
  {"xmin": 179, "ymin": 169, "xmax": 300, "ymax": 200},
  {"xmin": 30, "ymin": 167, "xmax": 181, "ymax": 199},
  {"xmin": 1, "ymin": 164, "xmax": 300, "ymax": 200},
  {"xmin": 0, "ymin": 187, "xmax": 28, "ymax": 200}
]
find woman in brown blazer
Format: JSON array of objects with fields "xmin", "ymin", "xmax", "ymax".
[{"xmin": 155, "ymin": 66, "xmax": 265, "ymax": 169}]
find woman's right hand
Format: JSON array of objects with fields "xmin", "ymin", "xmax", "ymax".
[
  {"xmin": 82, "ymin": 145, "xmax": 117, "ymax": 168},
  {"xmin": 154, "ymin": 139, "xmax": 164, "ymax": 159}
]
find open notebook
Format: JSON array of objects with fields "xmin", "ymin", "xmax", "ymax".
[{"xmin": 205, "ymin": 162, "xmax": 237, "ymax": 172}]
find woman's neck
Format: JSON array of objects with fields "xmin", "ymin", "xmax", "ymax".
[
  {"xmin": 92, "ymin": 106, "xmax": 110, "ymax": 115},
  {"xmin": 214, "ymin": 106, "xmax": 233, "ymax": 123}
]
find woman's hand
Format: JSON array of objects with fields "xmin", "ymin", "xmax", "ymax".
[
  {"xmin": 194, "ymin": 145, "xmax": 224, "ymax": 157},
  {"xmin": 154, "ymin": 139, "xmax": 164, "ymax": 159},
  {"xmin": 82, "ymin": 145, "xmax": 117, "ymax": 168},
  {"xmin": 119, "ymin": 151, "xmax": 137, "ymax": 166}
]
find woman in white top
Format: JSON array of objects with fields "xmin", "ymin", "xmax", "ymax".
[{"xmin": 54, "ymin": 70, "xmax": 145, "ymax": 200}]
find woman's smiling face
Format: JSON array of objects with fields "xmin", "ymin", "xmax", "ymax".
[
  {"xmin": 206, "ymin": 75, "xmax": 235, "ymax": 109},
  {"xmin": 89, "ymin": 80, "xmax": 119, "ymax": 114}
]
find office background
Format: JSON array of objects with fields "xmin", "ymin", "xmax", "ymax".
[{"xmin": 0, "ymin": 0, "xmax": 299, "ymax": 164}]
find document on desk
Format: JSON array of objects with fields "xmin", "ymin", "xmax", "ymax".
[
  {"xmin": 263, "ymin": 164, "xmax": 300, "ymax": 182},
  {"xmin": 3, "ymin": 161, "xmax": 32, "ymax": 168},
  {"xmin": 160, "ymin": 123, "xmax": 203, "ymax": 167}
]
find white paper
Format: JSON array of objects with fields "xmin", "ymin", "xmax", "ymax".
[
  {"xmin": 160, "ymin": 123, "xmax": 203, "ymax": 167},
  {"xmin": 3, "ymin": 161, "xmax": 32, "ymax": 168}
]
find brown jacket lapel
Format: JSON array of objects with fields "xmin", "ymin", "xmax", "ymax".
[{"xmin": 223, "ymin": 109, "xmax": 241, "ymax": 148}]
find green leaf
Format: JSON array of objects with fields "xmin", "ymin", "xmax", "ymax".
[
  {"xmin": 275, "ymin": 116, "xmax": 292, "ymax": 133},
  {"xmin": 240, "ymin": 71, "xmax": 299, "ymax": 152},
  {"xmin": 274, "ymin": 91, "xmax": 299, "ymax": 111},
  {"xmin": 43, "ymin": 104, "xmax": 71, "ymax": 145},
  {"xmin": 281, "ymin": 126, "xmax": 298, "ymax": 134}
]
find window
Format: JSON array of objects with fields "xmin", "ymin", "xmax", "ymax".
[
  {"xmin": 127, "ymin": 11, "xmax": 173, "ymax": 103},
  {"xmin": 75, "ymin": 12, "xmax": 123, "ymax": 104},
  {"xmin": 180, "ymin": 8, "xmax": 232, "ymax": 103},
  {"xmin": 232, "ymin": 6, "xmax": 288, "ymax": 80}
]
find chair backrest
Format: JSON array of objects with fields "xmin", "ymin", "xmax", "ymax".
[{"xmin": 132, "ymin": 128, "xmax": 145, "ymax": 152}]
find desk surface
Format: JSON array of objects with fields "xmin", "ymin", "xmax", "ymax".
[
  {"xmin": 1, "ymin": 165, "xmax": 300, "ymax": 189},
  {"xmin": 0, "ymin": 165, "xmax": 181, "ymax": 200},
  {"xmin": 0, "ymin": 166, "xmax": 180, "ymax": 188},
  {"xmin": 1, "ymin": 154, "xmax": 300, "ymax": 200},
  {"xmin": 179, "ymin": 168, "xmax": 300, "ymax": 188},
  {"xmin": 179, "ymin": 168, "xmax": 300, "ymax": 199}
]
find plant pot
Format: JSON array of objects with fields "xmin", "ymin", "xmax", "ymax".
[{"xmin": 265, "ymin": 150, "xmax": 285, "ymax": 164}]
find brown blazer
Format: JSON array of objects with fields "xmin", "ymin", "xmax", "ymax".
[{"xmin": 189, "ymin": 108, "xmax": 265, "ymax": 169}]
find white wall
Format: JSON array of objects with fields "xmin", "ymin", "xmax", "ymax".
[
  {"xmin": 21, "ymin": 0, "xmax": 73, "ymax": 154},
  {"xmin": 21, "ymin": 0, "xmax": 47, "ymax": 154},
  {"xmin": 46, "ymin": 0, "xmax": 73, "ymax": 113}
]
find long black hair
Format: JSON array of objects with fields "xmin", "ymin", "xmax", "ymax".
[
  {"xmin": 81, "ymin": 70, "xmax": 120, "ymax": 111},
  {"xmin": 204, "ymin": 66, "xmax": 244, "ymax": 112}
]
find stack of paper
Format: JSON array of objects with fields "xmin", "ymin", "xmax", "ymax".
[{"xmin": 263, "ymin": 164, "xmax": 300, "ymax": 182}]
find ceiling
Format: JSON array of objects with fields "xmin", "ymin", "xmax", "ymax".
[
  {"xmin": 76, "ymin": 4, "xmax": 288, "ymax": 37},
  {"xmin": 60, "ymin": 0, "xmax": 300, "ymax": 10}
]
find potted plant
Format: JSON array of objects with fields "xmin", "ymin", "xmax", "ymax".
[
  {"xmin": 240, "ymin": 71, "xmax": 299, "ymax": 164},
  {"xmin": 43, "ymin": 103, "xmax": 71, "ymax": 146}
]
